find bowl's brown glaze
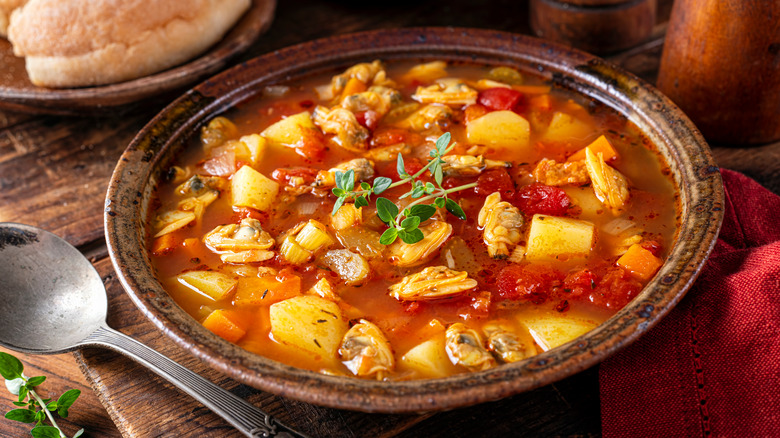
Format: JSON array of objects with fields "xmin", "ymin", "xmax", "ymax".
[{"xmin": 105, "ymin": 27, "xmax": 724, "ymax": 413}]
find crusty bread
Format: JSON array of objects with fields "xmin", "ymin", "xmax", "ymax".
[
  {"xmin": 7, "ymin": 0, "xmax": 250, "ymax": 88},
  {"xmin": 0, "ymin": 0, "xmax": 26, "ymax": 37}
]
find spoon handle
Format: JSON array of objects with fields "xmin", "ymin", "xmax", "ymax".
[{"xmin": 83, "ymin": 325, "xmax": 307, "ymax": 438}]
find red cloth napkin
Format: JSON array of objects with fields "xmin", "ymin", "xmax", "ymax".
[{"xmin": 600, "ymin": 169, "xmax": 780, "ymax": 438}]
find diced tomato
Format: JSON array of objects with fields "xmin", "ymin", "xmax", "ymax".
[
  {"xmin": 495, "ymin": 264, "xmax": 562, "ymax": 304},
  {"xmin": 370, "ymin": 127, "xmax": 421, "ymax": 148},
  {"xmin": 563, "ymin": 268, "xmax": 598, "ymax": 298},
  {"xmin": 457, "ymin": 291, "xmax": 492, "ymax": 320},
  {"xmin": 475, "ymin": 168, "xmax": 515, "ymax": 198},
  {"xmin": 233, "ymin": 207, "xmax": 268, "ymax": 223},
  {"xmin": 298, "ymin": 99, "xmax": 315, "ymax": 109},
  {"xmin": 356, "ymin": 110, "xmax": 380, "ymax": 131},
  {"xmin": 640, "ymin": 240, "xmax": 663, "ymax": 258},
  {"xmin": 294, "ymin": 130, "xmax": 327, "ymax": 162},
  {"xmin": 477, "ymin": 88, "xmax": 525, "ymax": 112},
  {"xmin": 463, "ymin": 104, "xmax": 489, "ymax": 122},
  {"xmin": 586, "ymin": 267, "xmax": 642, "ymax": 310},
  {"xmin": 271, "ymin": 167, "xmax": 318, "ymax": 185},
  {"xmin": 513, "ymin": 183, "xmax": 571, "ymax": 216}
]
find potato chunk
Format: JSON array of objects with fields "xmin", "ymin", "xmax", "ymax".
[
  {"xmin": 525, "ymin": 214, "xmax": 595, "ymax": 262},
  {"xmin": 270, "ymin": 296, "xmax": 348, "ymax": 361},
  {"xmin": 540, "ymin": 111, "xmax": 593, "ymax": 146},
  {"xmin": 400, "ymin": 333, "xmax": 457, "ymax": 378},
  {"xmin": 175, "ymin": 271, "xmax": 237, "ymax": 301},
  {"xmin": 231, "ymin": 165, "xmax": 279, "ymax": 212},
  {"xmin": 466, "ymin": 110, "xmax": 531, "ymax": 149},
  {"xmin": 260, "ymin": 111, "xmax": 318, "ymax": 147},
  {"xmin": 520, "ymin": 313, "xmax": 597, "ymax": 351}
]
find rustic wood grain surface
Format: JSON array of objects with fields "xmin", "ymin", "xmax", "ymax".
[{"xmin": 1, "ymin": 0, "xmax": 778, "ymax": 437}]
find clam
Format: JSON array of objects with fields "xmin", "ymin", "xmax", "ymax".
[
  {"xmin": 441, "ymin": 155, "xmax": 511, "ymax": 177},
  {"xmin": 203, "ymin": 218, "xmax": 275, "ymax": 264},
  {"xmin": 388, "ymin": 266, "xmax": 477, "ymax": 301},
  {"xmin": 483, "ymin": 321, "xmax": 535, "ymax": 363},
  {"xmin": 388, "ymin": 221, "xmax": 452, "ymax": 267},
  {"xmin": 585, "ymin": 147, "xmax": 630, "ymax": 214},
  {"xmin": 339, "ymin": 319, "xmax": 395, "ymax": 379},
  {"xmin": 313, "ymin": 106, "xmax": 370, "ymax": 151},
  {"xmin": 445, "ymin": 323, "xmax": 496, "ymax": 371},
  {"xmin": 477, "ymin": 192, "xmax": 524, "ymax": 259}
]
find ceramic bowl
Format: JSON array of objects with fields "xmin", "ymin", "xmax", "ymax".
[{"xmin": 105, "ymin": 27, "xmax": 724, "ymax": 413}]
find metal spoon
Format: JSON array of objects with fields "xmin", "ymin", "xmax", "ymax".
[{"xmin": 0, "ymin": 223, "xmax": 306, "ymax": 438}]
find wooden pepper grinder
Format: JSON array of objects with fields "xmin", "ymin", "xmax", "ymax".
[
  {"xmin": 657, "ymin": 0, "xmax": 780, "ymax": 145},
  {"xmin": 530, "ymin": 0, "xmax": 657, "ymax": 54}
]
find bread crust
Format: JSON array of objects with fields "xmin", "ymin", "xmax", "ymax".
[
  {"xmin": 0, "ymin": 0, "xmax": 26, "ymax": 36},
  {"xmin": 8, "ymin": 0, "xmax": 250, "ymax": 87}
]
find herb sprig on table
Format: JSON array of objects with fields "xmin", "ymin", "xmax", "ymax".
[
  {"xmin": 331, "ymin": 132, "xmax": 477, "ymax": 244},
  {"xmin": 0, "ymin": 352, "xmax": 82, "ymax": 438}
]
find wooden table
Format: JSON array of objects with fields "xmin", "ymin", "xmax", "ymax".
[{"xmin": 1, "ymin": 1, "xmax": 778, "ymax": 437}]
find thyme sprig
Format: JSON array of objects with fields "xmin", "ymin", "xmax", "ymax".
[
  {"xmin": 332, "ymin": 132, "xmax": 477, "ymax": 245},
  {"xmin": 0, "ymin": 352, "xmax": 82, "ymax": 438}
]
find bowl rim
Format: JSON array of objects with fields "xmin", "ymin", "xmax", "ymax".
[{"xmin": 105, "ymin": 27, "xmax": 724, "ymax": 413}]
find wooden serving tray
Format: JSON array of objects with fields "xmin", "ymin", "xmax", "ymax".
[{"xmin": 74, "ymin": 258, "xmax": 601, "ymax": 437}]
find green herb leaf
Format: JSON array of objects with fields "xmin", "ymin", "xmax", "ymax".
[
  {"xmin": 379, "ymin": 228, "xmax": 399, "ymax": 245},
  {"xmin": 331, "ymin": 196, "xmax": 346, "ymax": 216},
  {"xmin": 409, "ymin": 204, "xmax": 437, "ymax": 222},
  {"xmin": 74, "ymin": 429, "xmax": 84, "ymax": 438},
  {"xmin": 18, "ymin": 385, "xmax": 30, "ymax": 403},
  {"xmin": 399, "ymin": 228, "xmax": 425, "ymax": 244},
  {"xmin": 375, "ymin": 197, "xmax": 398, "ymax": 224},
  {"xmin": 344, "ymin": 169, "xmax": 355, "ymax": 192},
  {"xmin": 334, "ymin": 170, "xmax": 345, "ymax": 190},
  {"xmin": 436, "ymin": 132, "xmax": 451, "ymax": 155},
  {"xmin": 30, "ymin": 425, "xmax": 60, "ymax": 438},
  {"xmin": 26, "ymin": 376, "xmax": 45, "ymax": 387},
  {"xmin": 5, "ymin": 408, "xmax": 36, "ymax": 424},
  {"xmin": 434, "ymin": 197, "xmax": 446, "ymax": 208},
  {"xmin": 373, "ymin": 177, "xmax": 392, "ymax": 194},
  {"xmin": 396, "ymin": 154, "xmax": 407, "ymax": 178},
  {"xmin": 33, "ymin": 410, "xmax": 44, "ymax": 425},
  {"xmin": 331, "ymin": 187, "xmax": 346, "ymax": 197},
  {"xmin": 424, "ymin": 182, "xmax": 436, "ymax": 194},
  {"xmin": 411, "ymin": 185, "xmax": 425, "ymax": 198},
  {"xmin": 55, "ymin": 389, "xmax": 80, "ymax": 418},
  {"xmin": 434, "ymin": 165, "xmax": 443, "ymax": 186},
  {"xmin": 354, "ymin": 196, "xmax": 369, "ymax": 208},
  {"xmin": 400, "ymin": 216, "xmax": 421, "ymax": 231},
  {"xmin": 360, "ymin": 182, "xmax": 371, "ymax": 191},
  {"xmin": 12, "ymin": 401, "xmax": 27, "ymax": 407},
  {"xmin": 0, "ymin": 352, "xmax": 23, "ymax": 380},
  {"xmin": 445, "ymin": 198, "xmax": 467, "ymax": 220}
]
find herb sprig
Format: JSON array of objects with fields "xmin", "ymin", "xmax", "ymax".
[
  {"xmin": 0, "ymin": 352, "xmax": 82, "ymax": 438},
  {"xmin": 332, "ymin": 132, "xmax": 477, "ymax": 245}
]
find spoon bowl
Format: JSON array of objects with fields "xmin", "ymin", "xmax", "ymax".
[
  {"xmin": 0, "ymin": 223, "xmax": 106, "ymax": 354},
  {"xmin": 0, "ymin": 223, "xmax": 305, "ymax": 438}
]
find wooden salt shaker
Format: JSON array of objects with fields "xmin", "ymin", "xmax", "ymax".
[
  {"xmin": 530, "ymin": 0, "xmax": 657, "ymax": 54},
  {"xmin": 657, "ymin": 0, "xmax": 780, "ymax": 145}
]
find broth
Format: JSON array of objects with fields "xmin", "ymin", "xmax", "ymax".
[{"xmin": 149, "ymin": 60, "xmax": 677, "ymax": 380}]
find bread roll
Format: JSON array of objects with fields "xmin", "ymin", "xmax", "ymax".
[
  {"xmin": 0, "ymin": 0, "xmax": 26, "ymax": 37},
  {"xmin": 8, "ymin": 0, "xmax": 251, "ymax": 88}
]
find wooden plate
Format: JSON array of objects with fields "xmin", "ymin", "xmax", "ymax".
[{"xmin": 0, "ymin": 0, "xmax": 275, "ymax": 115}]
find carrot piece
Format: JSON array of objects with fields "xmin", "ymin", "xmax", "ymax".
[
  {"xmin": 202, "ymin": 309, "xmax": 247, "ymax": 343},
  {"xmin": 341, "ymin": 77, "xmax": 367, "ymax": 99},
  {"xmin": 151, "ymin": 233, "xmax": 179, "ymax": 256},
  {"xmin": 567, "ymin": 135, "xmax": 619, "ymax": 162},
  {"xmin": 234, "ymin": 275, "xmax": 302, "ymax": 306},
  {"xmin": 616, "ymin": 244, "xmax": 663, "ymax": 281},
  {"xmin": 529, "ymin": 94, "xmax": 553, "ymax": 112}
]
